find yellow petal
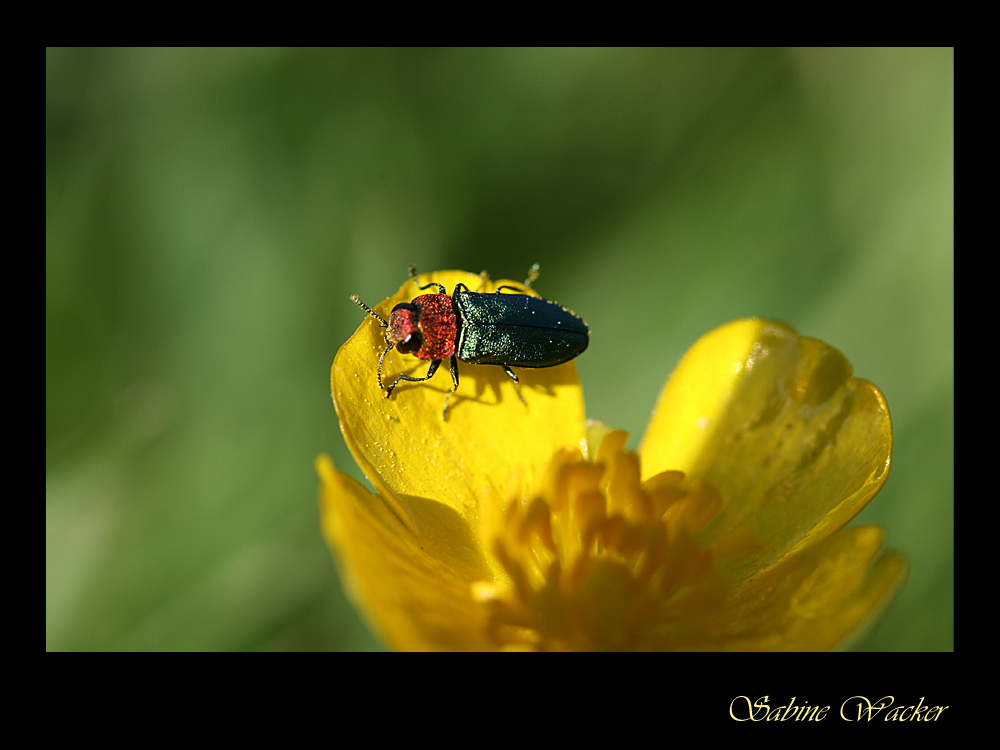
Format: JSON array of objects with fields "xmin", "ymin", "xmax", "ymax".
[
  {"xmin": 332, "ymin": 270, "xmax": 586, "ymax": 533},
  {"xmin": 665, "ymin": 526, "xmax": 907, "ymax": 651},
  {"xmin": 317, "ymin": 454, "xmax": 496, "ymax": 650},
  {"xmin": 639, "ymin": 319, "xmax": 892, "ymax": 582}
]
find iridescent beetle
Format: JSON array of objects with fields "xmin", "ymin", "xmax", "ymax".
[{"xmin": 351, "ymin": 265, "xmax": 588, "ymax": 419}]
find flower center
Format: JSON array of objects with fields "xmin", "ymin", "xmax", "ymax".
[{"xmin": 472, "ymin": 430, "xmax": 735, "ymax": 651}]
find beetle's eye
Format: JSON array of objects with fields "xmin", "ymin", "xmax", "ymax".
[{"xmin": 397, "ymin": 331, "xmax": 422, "ymax": 354}]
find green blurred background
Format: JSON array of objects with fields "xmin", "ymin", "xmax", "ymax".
[{"xmin": 46, "ymin": 48, "xmax": 953, "ymax": 651}]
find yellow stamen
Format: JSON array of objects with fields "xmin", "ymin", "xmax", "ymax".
[{"xmin": 473, "ymin": 431, "xmax": 740, "ymax": 651}]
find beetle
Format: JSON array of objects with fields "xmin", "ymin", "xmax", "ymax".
[{"xmin": 351, "ymin": 265, "xmax": 588, "ymax": 419}]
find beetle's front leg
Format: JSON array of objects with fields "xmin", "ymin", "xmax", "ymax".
[{"xmin": 385, "ymin": 358, "xmax": 441, "ymax": 398}]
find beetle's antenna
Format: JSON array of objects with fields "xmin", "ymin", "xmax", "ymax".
[{"xmin": 351, "ymin": 294, "xmax": 388, "ymax": 328}]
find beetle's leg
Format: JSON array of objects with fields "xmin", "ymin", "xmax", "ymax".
[
  {"xmin": 408, "ymin": 265, "xmax": 446, "ymax": 295},
  {"xmin": 501, "ymin": 365, "xmax": 526, "ymax": 405},
  {"xmin": 419, "ymin": 280, "xmax": 448, "ymax": 294},
  {"xmin": 490, "ymin": 265, "xmax": 541, "ymax": 296},
  {"xmin": 385, "ymin": 358, "xmax": 441, "ymax": 398},
  {"xmin": 495, "ymin": 280, "xmax": 534, "ymax": 295},
  {"xmin": 493, "ymin": 263, "xmax": 541, "ymax": 295},
  {"xmin": 441, "ymin": 355, "xmax": 461, "ymax": 421},
  {"xmin": 494, "ymin": 284, "xmax": 525, "ymax": 295}
]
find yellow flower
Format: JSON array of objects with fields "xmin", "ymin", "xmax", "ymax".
[{"xmin": 318, "ymin": 270, "xmax": 905, "ymax": 651}]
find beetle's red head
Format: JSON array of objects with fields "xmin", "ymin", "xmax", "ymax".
[
  {"xmin": 350, "ymin": 289, "xmax": 458, "ymax": 395},
  {"xmin": 387, "ymin": 303, "xmax": 421, "ymax": 354}
]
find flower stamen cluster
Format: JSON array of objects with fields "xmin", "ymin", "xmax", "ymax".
[{"xmin": 473, "ymin": 431, "xmax": 741, "ymax": 651}]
